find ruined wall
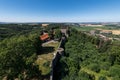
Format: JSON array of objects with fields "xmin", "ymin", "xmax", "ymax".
[{"xmin": 50, "ymin": 37, "xmax": 66, "ymax": 80}]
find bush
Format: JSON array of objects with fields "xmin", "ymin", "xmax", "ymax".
[
  {"xmin": 88, "ymin": 63, "xmax": 100, "ymax": 73},
  {"xmin": 99, "ymin": 76, "xmax": 107, "ymax": 80},
  {"xmin": 54, "ymin": 29, "xmax": 62, "ymax": 41},
  {"xmin": 109, "ymin": 65, "xmax": 120, "ymax": 77},
  {"xmin": 78, "ymin": 71, "xmax": 95, "ymax": 80},
  {"xmin": 112, "ymin": 76, "xmax": 120, "ymax": 80},
  {"xmin": 43, "ymin": 61, "xmax": 50, "ymax": 67},
  {"xmin": 0, "ymin": 33, "xmax": 42, "ymax": 79},
  {"xmin": 100, "ymin": 62, "xmax": 111, "ymax": 70}
]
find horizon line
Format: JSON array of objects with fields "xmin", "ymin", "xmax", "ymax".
[{"xmin": 1, "ymin": 21, "xmax": 120, "ymax": 24}]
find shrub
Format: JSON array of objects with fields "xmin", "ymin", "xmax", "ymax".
[
  {"xmin": 88, "ymin": 63, "xmax": 100, "ymax": 73},
  {"xmin": 100, "ymin": 62, "xmax": 111, "ymax": 70},
  {"xmin": 98, "ymin": 76, "xmax": 107, "ymax": 80},
  {"xmin": 79, "ymin": 71, "xmax": 95, "ymax": 80},
  {"xmin": 43, "ymin": 61, "xmax": 50, "ymax": 67},
  {"xmin": 109, "ymin": 65, "xmax": 120, "ymax": 77}
]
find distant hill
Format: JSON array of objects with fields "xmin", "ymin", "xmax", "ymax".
[{"xmin": 0, "ymin": 22, "xmax": 7, "ymax": 24}]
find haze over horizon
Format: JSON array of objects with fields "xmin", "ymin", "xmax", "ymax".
[{"xmin": 0, "ymin": 0, "xmax": 120, "ymax": 22}]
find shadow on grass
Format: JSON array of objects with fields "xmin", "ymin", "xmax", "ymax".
[
  {"xmin": 41, "ymin": 72, "xmax": 51, "ymax": 80},
  {"xmin": 38, "ymin": 46, "xmax": 55, "ymax": 55}
]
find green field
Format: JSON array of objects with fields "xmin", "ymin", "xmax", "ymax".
[
  {"xmin": 36, "ymin": 41, "xmax": 59, "ymax": 75},
  {"xmin": 73, "ymin": 26, "xmax": 97, "ymax": 31},
  {"xmin": 72, "ymin": 26, "xmax": 120, "ymax": 31}
]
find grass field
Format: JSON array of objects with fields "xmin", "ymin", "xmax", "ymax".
[
  {"xmin": 73, "ymin": 26, "xmax": 120, "ymax": 31},
  {"xmin": 36, "ymin": 41, "xmax": 59, "ymax": 75},
  {"xmin": 73, "ymin": 26, "xmax": 97, "ymax": 31},
  {"xmin": 73, "ymin": 26, "xmax": 120, "ymax": 35}
]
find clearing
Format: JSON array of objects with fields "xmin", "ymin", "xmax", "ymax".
[{"xmin": 36, "ymin": 40, "xmax": 60, "ymax": 75}]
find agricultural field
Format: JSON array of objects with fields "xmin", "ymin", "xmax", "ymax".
[
  {"xmin": 73, "ymin": 25, "xmax": 120, "ymax": 32},
  {"xmin": 73, "ymin": 26, "xmax": 98, "ymax": 31},
  {"xmin": 73, "ymin": 25, "xmax": 120, "ymax": 36}
]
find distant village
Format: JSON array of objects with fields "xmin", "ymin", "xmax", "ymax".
[
  {"xmin": 71, "ymin": 23, "xmax": 120, "ymax": 41},
  {"xmin": 18, "ymin": 22, "xmax": 120, "ymax": 41}
]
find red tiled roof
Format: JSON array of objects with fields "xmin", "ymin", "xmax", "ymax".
[{"xmin": 40, "ymin": 33, "xmax": 49, "ymax": 40}]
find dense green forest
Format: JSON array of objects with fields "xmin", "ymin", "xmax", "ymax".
[
  {"xmin": 57, "ymin": 28, "xmax": 120, "ymax": 80},
  {"xmin": 0, "ymin": 24, "xmax": 41, "ymax": 40},
  {"xmin": 0, "ymin": 24, "xmax": 43, "ymax": 79},
  {"xmin": 0, "ymin": 23, "xmax": 65, "ymax": 80},
  {"xmin": 1, "ymin": 24, "xmax": 120, "ymax": 80}
]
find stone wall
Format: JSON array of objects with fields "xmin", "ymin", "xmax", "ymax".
[{"xmin": 50, "ymin": 37, "xmax": 66, "ymax": 80}]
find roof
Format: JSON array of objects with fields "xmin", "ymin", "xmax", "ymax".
[
  {"xmin": 40, "ymin": 33, "xmax": 49, "ymax": 40},
  {"xmin": 42, "ymin": 24, "xmax": 49, "ymax": 27}
]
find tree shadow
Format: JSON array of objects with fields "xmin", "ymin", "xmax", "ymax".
[
  {"xmin": 41, "ymin": 72, "xmax": 51, "ymax": 80},
  {"xmin": 38, "ymin": 46, "xmax": 55, "ymax": 55}
]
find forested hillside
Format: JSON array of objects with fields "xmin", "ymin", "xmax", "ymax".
[
  {"xmin": 58, "ymin": 28, "xmax": 120, "ymax": 80},
  {"xmin": 0, "ymin": 24, "xmax": 43, "ymax": 79},
  {"xmin": 0, "ymin": 23, "xmax": 65, "ymax": 80},
  {"xmin": 0, "ymin": 24, "xmax": 41, "ymax": 40},
  {"xmin": 1, "ymin": 24, "xmax": 120, "ymax": 80}
]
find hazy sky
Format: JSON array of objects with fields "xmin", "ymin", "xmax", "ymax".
[{"xmin": 0, "ymin": 0, "xmax": 120, "ymax": 22}]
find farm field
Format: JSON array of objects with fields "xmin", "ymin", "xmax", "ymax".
[
  {"xmin": 73, "ymin": 26, "xmax": 120, "ymax": 35},
  {"xmin": 73, "ymin": 26, "xmax": 99, "ymax": 31}
]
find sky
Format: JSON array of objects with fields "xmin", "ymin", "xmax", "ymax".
[{"xmin": 0, "ymin": 0, "xmax": 120, "ymax": 22}]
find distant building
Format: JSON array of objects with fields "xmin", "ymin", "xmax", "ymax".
[
  {"xmin": 40, "ymin": 33, "xmax": 49, "ymax": 41},
  {"xmin": 113, "ymin": 38, "xmax": 120, "ymax": 41},
  {"xmin": 90, "ymin": 30, "xmax": 95, "ymax": 35},
  {"xmin": 98, "ymin": 34, "xmax": 109, "ymax": 41},
  {"xmin": 42, "ymin": 24, "xmax": 49, "ymax": 27},
  {"xmin": 100, "ymin": 30, "xmax": 112, "ymax": 35}
]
